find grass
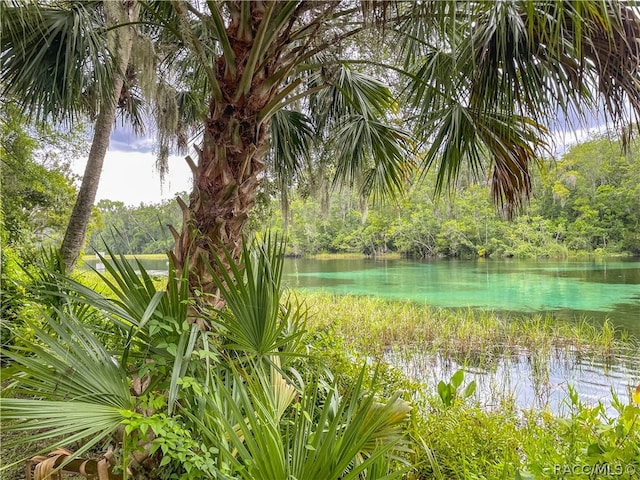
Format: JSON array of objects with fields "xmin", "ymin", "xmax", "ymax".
[
  {"xmin": 298, "ymin": 292, "xmax": 637, "ymax": 365},
  {"xmin": 56, "ymin": 269, "xmax": 638, "ymax": 369},
  {"xmin": 81, "ymin": 253, "xmax": 169, "ymax": 262},
  {"xmin": 71, "ymin": 266, "xmax": 168, "ymax": 296},
  {"xmin": 3, "ymin": 266, "xmax": 639, "ymax": 479},
  {"xmin": 65, "ymin": 269, "xmax": 636, "ymax": 366}
]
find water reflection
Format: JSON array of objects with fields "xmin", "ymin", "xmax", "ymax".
[
  {"xmin": 81, "ymin": 254, "xmax": 640, "ymax": 413},
  {"xmin": 387, "ymin": 349, "xmax": 640, "ymax": 415}
]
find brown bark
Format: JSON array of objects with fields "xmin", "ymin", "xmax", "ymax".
[
  {"xmin": 60, "ymin": 1, "xmax": 139, "ymax": 271},
  {"xmin": 171, "ymin": 102, "xmax": 271, "ymax": 315},
  {"xmin": 171, "ymin": 4, "xmax": 278, "ymax": 316}
]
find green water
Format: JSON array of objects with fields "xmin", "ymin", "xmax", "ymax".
[
  {"xmin": 84, "ymin": 255, "xmax": 640, "ymax": 335},
  {"xmin": 83, "ymin": 254, "xmax": 639, "ymax": 410},
  {"xmin": 285, "ymin": 257, "xmax": 640, "ymax": 412},
  {"xmin": 283, "ymin": 257, "xmax": 640, "ymax": 336}
]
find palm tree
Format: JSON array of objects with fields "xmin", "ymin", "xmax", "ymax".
[
  {"xmin": 3, "ymin": 1, "xmax": 640, "ymax": 305},
  {"xmin": 149, "ymin": 0, "xmax": 640, "ymax": 307},
  {"xmin": 59, "ymin": 1, "xmax": 140, "ymax": 271},
  {"xmin": 1, "ymin": 0, "xmax": 140, "ymax": 271},
  {"xmin": 1, "ymin": 241, "xmax": 412, "ymax": 479}
]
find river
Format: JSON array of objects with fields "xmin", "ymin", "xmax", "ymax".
[
  {"xmin": 283, "ymin": 257, "xmax": 640, "ymax": 412},
  {"xmin": 282, "ymin": 257, "xmax": 640, "ymax": 336},
  {"xmin": 83, "ymin": 255, "xmax": 640, "ymax": 412}
]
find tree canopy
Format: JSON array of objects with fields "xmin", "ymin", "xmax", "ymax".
[{"xmin": 2, "ymin": 0, "xmax": 639, "ymax": 302}]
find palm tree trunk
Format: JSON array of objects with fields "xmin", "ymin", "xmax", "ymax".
[
  {"xmin": 60, "ymin": 1, "xmax": 138, "ymax": 271},
  {"xmin": 60, "ymin": 98, "xmax": 120, "ymax": 269},
  {"xmin": 169, "ymin": 3, "xmax": 278, "ymax": 315},
  {"xmin": 171, "ymin": 105, "xmax": 270, "ymax": 313}
]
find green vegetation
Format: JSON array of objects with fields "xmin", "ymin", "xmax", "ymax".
[
  {"xmin": 1, "ymin": 242, "xmax": 413, "ymax": 480},
  {"xmin": 2, "ymin": 1, "xmax": 640, "ymax": 478},
  {"xmin": 3, "ymin": 247, "xmax": 639, "ymax": 479},
  {"xmin": 0, "ymin": 104, "xmax": 84, "ymax": 349},
  {"xmin": 0, "ymin": 104, "xmax": 82, "ymax": 254},
  {"xmin": 3, "ymin": 119, "xmax": 639, "ymax": 479},
  {"xmin": 308, "ymin": 297, "xmax": 640, "ymax": 480},
  {"xmin": 87, "ymin": 137, "xmax": 640, "ymax": 260},
  {"xmin": 407, "ymin": 386, "xmax": 640, "ymax": 479},
  {"xmin": 265, "ymin": 137, "xmax": 640, "ymax": 258},
  {"xmin": 88, "ymin": 198, "xmax": 185, "ymax": 255},
  {"xmin": 302, "ymin": 293, "xmax": 633, "ymax": 362}
]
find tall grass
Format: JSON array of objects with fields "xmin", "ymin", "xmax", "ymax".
[{"xmin": 301, "ymin": 293, "xmax": 636, "ymax": 365}]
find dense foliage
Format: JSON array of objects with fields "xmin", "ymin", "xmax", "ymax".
[
  {"xmin": 88, "ymin": 197, "xmax": 186, "ymax": 255},
  {"xmin": 0, "ymin": 104, "xmax": 83, "ymax": 346},
  {"xmin": 89, "ymin": 137, "xmax": 640, "ymax": 258},
  {"xmin": 2, "ymin": 1, "xmax": 639, "ymax": 478},
  {"xmin": 2, "ymin": 247, "xmax": 638, "ymax": 480},
  {"xmin": 1, "ymin": 241, "xmax": 414, "ymax": 480},
  {"xmin": 0, "ymin": 104, "xmax": 82, "ymax": 252},
  {"xmin": 267, "ymin": 137, "xmax": 640, "ymax": 258}
]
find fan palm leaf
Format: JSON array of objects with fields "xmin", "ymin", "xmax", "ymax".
[
  {"xmin": 0, "ymin": 309, "xmax": 134, "ymax": 468},
  {"xmin": 193, "ymin": 365, "xmax": 411, "ymax": 480},
  {"xmin": 206, "ymin": 234, "xmax": 307, "ymax": 359},
  {"xmin": 0, "ymin": 0, "xmax": 113, "ymax": 123},
  {"xmin": 405, "ymin": 0, "xmax": 640, "ymax": 213}
]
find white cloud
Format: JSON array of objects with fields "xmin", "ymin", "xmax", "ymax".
[
  {"xmin": 70, "ymin": 124, "xmax": 193, "ymax": 206},
  {"xmin": 550, "ymin": 124, "xmax": 610, "ymax": 156},
  {"xmin": 72, "ymin": 149, "xmax": 192, "ymax": 206},
  {"xmin": 109, "ymin": 124, "xmax": 156, "ymax": 153}
]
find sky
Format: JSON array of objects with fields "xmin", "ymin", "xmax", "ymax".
[
  {"xmin": 74, "ymin": 113, "xmax": 611, "ymax": 206},
  {"xmin": 71, "ymin": 126, "xmax": 193, "ymax": 206}
]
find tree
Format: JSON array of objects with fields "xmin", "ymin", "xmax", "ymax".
[
  {"xmin": 3, "ymin": 1, "xmax": 640, "ymax": 310},
  {"xmin": 0, "ymin": 103, "xmax": 80, "ymax": 251},
  {"xmin": 153, "ymin": 0, "xmax": 640, "ymax": 308},
  {"xmin": 0, "ymin": 103, "xmax": 80, "ymax": 347},
  {"xmin": 59, "ymin": 2, "xmax": 140, "ymax": 270},
  {"xmin": 89, "ymin": 197, "xmax": 185, "ymax": 254},
  {"xmin": 536, "ymin": 136, "xmax": 640, "ymax": 252},
  {"xmin": 1, "ymin": 0, "xmax": 140, "ymax": 270}
]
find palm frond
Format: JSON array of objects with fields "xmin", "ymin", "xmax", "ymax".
[
  {"xmin": 0, "ymin": 307, "xmax": 133, "ymax": 467},
  {"xmin": 1, "ymin": 399, "xmax": 126, "ymax": 463},
  {"xmin": 310, "ymin": 65, "xmax": 397, "ymax": 132},
  {"xmin": 205, "ymin": 234, "xmax": 306, "ymax": 358},
  {"xmin": 269, "ymin": 109, "xmax": 315, "ymax": 186},
  {"xmin": 2, "ymin": 309, "xmax": 132, "ymax": 407},
  {"xmin": 404, "ymin": 0, "xmax": 640, "ymax": 210},
  {"xmin": 306, "ymin": 65, "xmax": 414, "ymax": 201},
  {"xmin": 194, "ymin": 364, "xmax": 411, "ymax": 480},
  {"xmin": 333, "ymin": 115, "xmax": 413, "ymax": 202},
  {"xmin": 0, "ymin": 1, "xmax": 114, "ymax": 123},
  {"xmin": 397, "ymin": 0, "xmax": 466, "ymax": 68}
]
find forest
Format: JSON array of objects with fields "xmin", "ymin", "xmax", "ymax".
[
  {"xmin": 2, "ymin": 2, "xmax": 640, "ymax": 480},
  {"xmin": 6, "ymin": 109, "xmax": 640, "ymax": 263},
  {"xmin": 85, "ymin": 136, "xmax": 640, "ymax": 259}
]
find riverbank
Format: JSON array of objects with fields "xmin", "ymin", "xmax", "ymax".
[
  {"xmin": 301, "ymin": 293, "xmax": 637, "ymax": 359},
  {"xmin": 3, "ymin": 264, "xmax": 639, "ymax": 480},
  {"xmin": 302, "ymin": 292, "xmax": 640, "ymax": 479},
  {"xmin": 83, "ymin": 250, "xmax": 638, "ymax": 263}
]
